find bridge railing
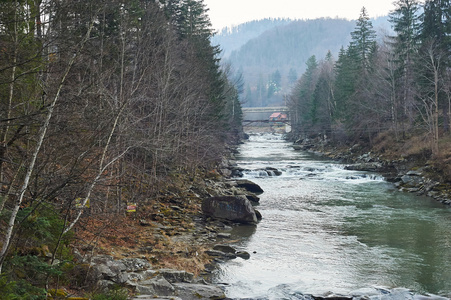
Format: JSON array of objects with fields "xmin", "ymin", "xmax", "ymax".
[
  {"xmin": 241, "ymin": 106, "xmax": 290, "ymax": 123},
  {"xmin": 241, "ymin": 106, "xmax": 289, "ymax": 113}
]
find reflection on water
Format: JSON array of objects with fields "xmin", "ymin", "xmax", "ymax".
[{"xmin": 213, "ymin": 133, "xmax": 451, "ymax": 299}]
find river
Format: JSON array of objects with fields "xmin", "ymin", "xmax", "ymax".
[{"xmin": 212, "ymin": 133, "xmax": 451, "ymax": 299}]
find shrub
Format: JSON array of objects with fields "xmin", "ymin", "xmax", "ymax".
[
  {"xmin": 89, "ymin": 286, "xmax": 129, "ymax": 300},
  {"xmin": 0, "ymin": 203, "xmax": 74, "ymax": 296},
  {"xmin": 0, "ymin": 275, "xmax": 46, "ymax": 300}
]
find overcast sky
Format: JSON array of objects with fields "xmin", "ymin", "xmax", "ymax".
[{"xmin": 203, "ymin": 0, "xmax": 400, "ymax": 30}]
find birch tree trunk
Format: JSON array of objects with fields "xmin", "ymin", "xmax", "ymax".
[
  {"xmin": 0, "ymin": 21, "xmax": 95, "ymax": 273},
  {"xmin": 63, "ymin": 104, "xmax": 130, "ymax": 234},
  {"xmin": 0, "ymin": 2, "xmax": 19, "ymax": 214}
]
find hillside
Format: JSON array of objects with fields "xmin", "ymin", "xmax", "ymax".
[
  {"xmin": 214, "ymin": 17, "xmax": 391, "ymax": 107},
  {"xmin": 211, "ymin": 18, "xmax": 294, "ymax": 58}
]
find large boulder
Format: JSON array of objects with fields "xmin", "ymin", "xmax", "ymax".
[
  {"xmin": 235, "ymin": 179, "xmax": 264, "ymax": 194},
  {"xmin": 158, "ymin": 269, "xmax": 194, "ymax": 283},
  {"xmin": 202, "ymin": 196, "xmax": 258, "ymax": 224},
  {"xmin": 121, "ymin": 258, "xmax": 152, "ymax": 272},
  {"xmin": 130, "ymin": 275, "xmax": 175, "ymax": 296},
  {"xmin": 173, "ymin": 283, "xmax": 226, "ymax": 300}
]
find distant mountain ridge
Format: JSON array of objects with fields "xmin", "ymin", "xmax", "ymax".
[
  {"xmin": 213, "ymin": 16, "xmax": 391, "ymax": 107},
  {"xmin": 212, "ymin": 18, "xmax": 294, "ymax": 58}
]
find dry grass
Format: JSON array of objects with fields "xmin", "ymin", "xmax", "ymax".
[
  {"xmin": 400, "ymin": 134, "xmax": 432, "ymax": 158},
  {"xmin": 72, "ymin": 200, "xmax": 213, "ymax": 276},
  {"xmin": 371, "ymin": 130, "xmax": 432, "ymax": 159},
  {"xmin": 371, "ymin": 130, "xmax": 451, "ymax": 182},
  {"xmin": 155, "ymin": 241, "xmax": 211, "ymax": 276},
  {"xmin": 371, "ymin": 130, "xmax": 428, "ymax": 160},
  {"xmin": 435, "ymin": 136, "xmax": 451, "ymax": 182},
  {"xmin": 372, "ymin": 131, "xmax": 400, "ymax": 158}
]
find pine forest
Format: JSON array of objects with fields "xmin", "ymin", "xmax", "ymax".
[
  {"xmin": 2, "ymin": 0, "xmax": 451, "ymax": 298},
  {"xmin": 288, "ymin": 1, "xmax": 451, "ymax": 178},
  {"xmin": 0, "ymin": 0, "xmax": 242, "ymax": 298}
]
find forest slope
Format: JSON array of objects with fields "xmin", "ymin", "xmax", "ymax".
[{"xmin": 214, "ymin": 17, "xmax": 390, "ymax": 107}]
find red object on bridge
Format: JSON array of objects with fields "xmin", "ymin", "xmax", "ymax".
[{"xmin": 269, "ymin": 112, "xmax": 287, "ymax": 122}]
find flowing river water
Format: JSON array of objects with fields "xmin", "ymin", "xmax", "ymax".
[{"xmin": 212, "ymin": 133, "xmax": 451, "ymax": 299}]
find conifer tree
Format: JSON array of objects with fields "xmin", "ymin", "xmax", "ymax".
[
  {"xmin": 389, "ymin": 0, "xmax": 421, "ymax": 133},
  {"xmin": 350, "ymin": 7, "xmax": 377, "ymax": 72},
  {"xmin": 333, "ymin": 7, "xmax": 377, "ymax": 138},
  {"xmin": 310, "ymin": 52, "xmax": 335, "ymax": 138},
  {"xmin": 333, "ymin": 47, "xmax": 359, "ymax": 126},
  {"xmin": 288, "ymin": 68, "xmax": 298, "ymax": 86},
  {"xmin": 289, "ymin": 55, "xmax": 318, "ymax": 136},
  {"xmin": 419, "ymin": 0, "xmax": 451, "ymax": 132}
]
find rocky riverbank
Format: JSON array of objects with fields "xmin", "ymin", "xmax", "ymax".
[
  {"xmin": 291, "ymin": 137, "xmax": 451, "ymax": 206},
  {"xmin": 65, "ymin": 145, "xmax": 267, "ymax": 299},
  {"xmin": 67, "ymin": 134, "xmax": 451, "ymax": 299}
]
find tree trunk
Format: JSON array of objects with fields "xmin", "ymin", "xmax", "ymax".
[{"xmin": 0, "ymin": 21, "xmax": 95, "ymax": 273}]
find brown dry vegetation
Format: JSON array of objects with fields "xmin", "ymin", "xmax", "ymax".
[
  {"xmin": 361, "ymin": 130, "xmax": 451, "ymax": 183},
  {"xmin": 436, "ymin": 137, "xmax": 451, "ymax": 181},
  {"xmin": 70, "ymin": 175, "xmax": 215, "ymax": 277},
  {"xmin": 372, "ymin": 131, "xmax": 431, "ymax": 160}
]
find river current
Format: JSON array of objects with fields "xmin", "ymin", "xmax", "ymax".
[{"xmin": 212, "ymin": 133, "xmax": 451, "ymax": 299}]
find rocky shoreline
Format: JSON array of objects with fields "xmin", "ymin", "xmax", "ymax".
[
  {"xmin": 69, "ymin": 135, "xmax": 451, "ymax": 300},
  {"xmin": 292, "ymin": 137, "xmax": 451, "ymax": 206},
  {"xmin": 67, "ymin": 147, "xmax": 267, "ymax": 299}
]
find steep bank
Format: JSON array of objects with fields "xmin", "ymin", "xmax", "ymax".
[
  {"xmin": 62, "ymin": 143, "xmax": 264, "ymax": 299},
  {"xmin": 290, "ymin": 135, "xmax": 451, "ymax": 206}
]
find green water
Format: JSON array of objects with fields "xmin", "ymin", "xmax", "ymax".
[{"xmin": 214, "ymin": 134, "xmax": 451, "ymax": 299}]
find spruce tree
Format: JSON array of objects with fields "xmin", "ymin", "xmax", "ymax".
[
  {"xmin": 389, "ymin": 0, "xmax": 422, "ymax": 132},
  {"xmin": 350, "ymin": 7, "xmax": 377, "ymax": 72},
  {"xmin": 333, "ymin": 47, "xmax": 359, "ymax": 125},
  {"xmin": 289, "ymin": 55, "xmax": 318, "ymax": 136},
  {"xmin": 420, "ymin": 0, "xmax": 451, "ymax": 132}
]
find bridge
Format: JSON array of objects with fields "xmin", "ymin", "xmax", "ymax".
[{"xmin": 241, "ymin": 106, "xmax": 289, "ymax": 122}]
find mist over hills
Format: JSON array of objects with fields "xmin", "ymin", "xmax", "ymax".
[
  {"xmin": 212, "ymin": 18, "xmax": 293, "ymax": 58},
  {"xmin": 213, "ymin": 17, "xmax": 391, "ymax": 107}
]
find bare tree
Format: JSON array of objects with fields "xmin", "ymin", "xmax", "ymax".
[
  {"xmin": 0, "ymin": 17, "xmax": 95, "ymax": 273},
  {"xmin": 416, "ymin": 40, "xmax": 444, "ymax": 155}
]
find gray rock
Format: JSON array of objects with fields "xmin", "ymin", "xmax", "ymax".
[
  {"xmin": 412, "ymin": 294, "xmax": 450, "ymax": 300},
  {"xmin": 350, "ymin": 287, "xmax": 386, "ymax": 297},
  {"xmin": 115, "ymin": 272, "xmax": 129, "ymax": 284},
  {"xmin": 236, "ymin": 251, "xmax": 251, "ymax": 259},
  {"xmin": 93, "ymin": 264, "xmax": 117, "ymax": 280},
  {"xmin": 266, "ymin": 167, "xmax": 282, "ymax": 176},
  {"xmin": 121, "ymin": 258, "xmax": 151, "ymax": 272},
  {"xmin": 219, "ymin": 168, "xmax": 232, "ymax": 177},
  {"xmin": 205, "ymin": 250, "xmax": 237, "ymax": 259},
  {"xmin": 132, "ymin": 297, "xmax": 183, "ymax": 300},
  {"xmin": 92, "ymin": 262, "xmax": 128, "ymax": 283},
  {"xmin": 158, "ymin": 269, "xmax": 194, "ymax": 283},
  {"xmin": 91, "ymin": 255, "xmax": 114, "ymax": 265},
  {"xmin": 407, "ymin": 169, "xmax": 423, "ymax": 176},
  {"xmin": 217, "ymin": 233, "xmax": 231, "ymax": 238},
  {"xmin": 202, "ymin": 196, "xmax": 258, "ymax": 224},
  {"xmin": 131, "ymin": 275, "xmax": 175, "ymax": 296},
  {"xmin": 127, "ymin": 270, "xmax": 157, "ymax": 282},
  {"xmin": 235, "ymin": 179, "xmax": 264, "ymax": 194},
  {"xmin": 235, "ymin": 194, "xmax": 251, "ymax": 203},
  {"xmin": 345, "ymin": 162, "xmax": 381, "ymax": 172},
  {"xmin": 97, "ymin": 279, "xmax": 116, "ymax": 291},
  {"xmin": 106, "ymin": 260, "xmax": 127, "ymax": 274},
  {"xmin": 173, "ymin": 283, "xmax": 226, "ymax": 300},
  {"xmin": 255, "ymin": 209, "xmax": 262, "ymax": 220},
  {"xmin": 245, "ymin": 193, "xmax": 260, "ymax": 203},
  {"xmin": 91, "ymin": 256, "xmax": 143, "ymax": 284},
  {"xmin": 231, "ymin": 168, "xmax": 244, "ymax": 177},
  {"xmin": 213, "ymin": 244, "xmax": 236, "ymax": 253},
  {"xmin": 401, "ymin": 174, "xmax": 424, "ymax": 186},
  {"xmin": 132, "ymin": 284, "xmax": 155, "ymax": 295}
]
